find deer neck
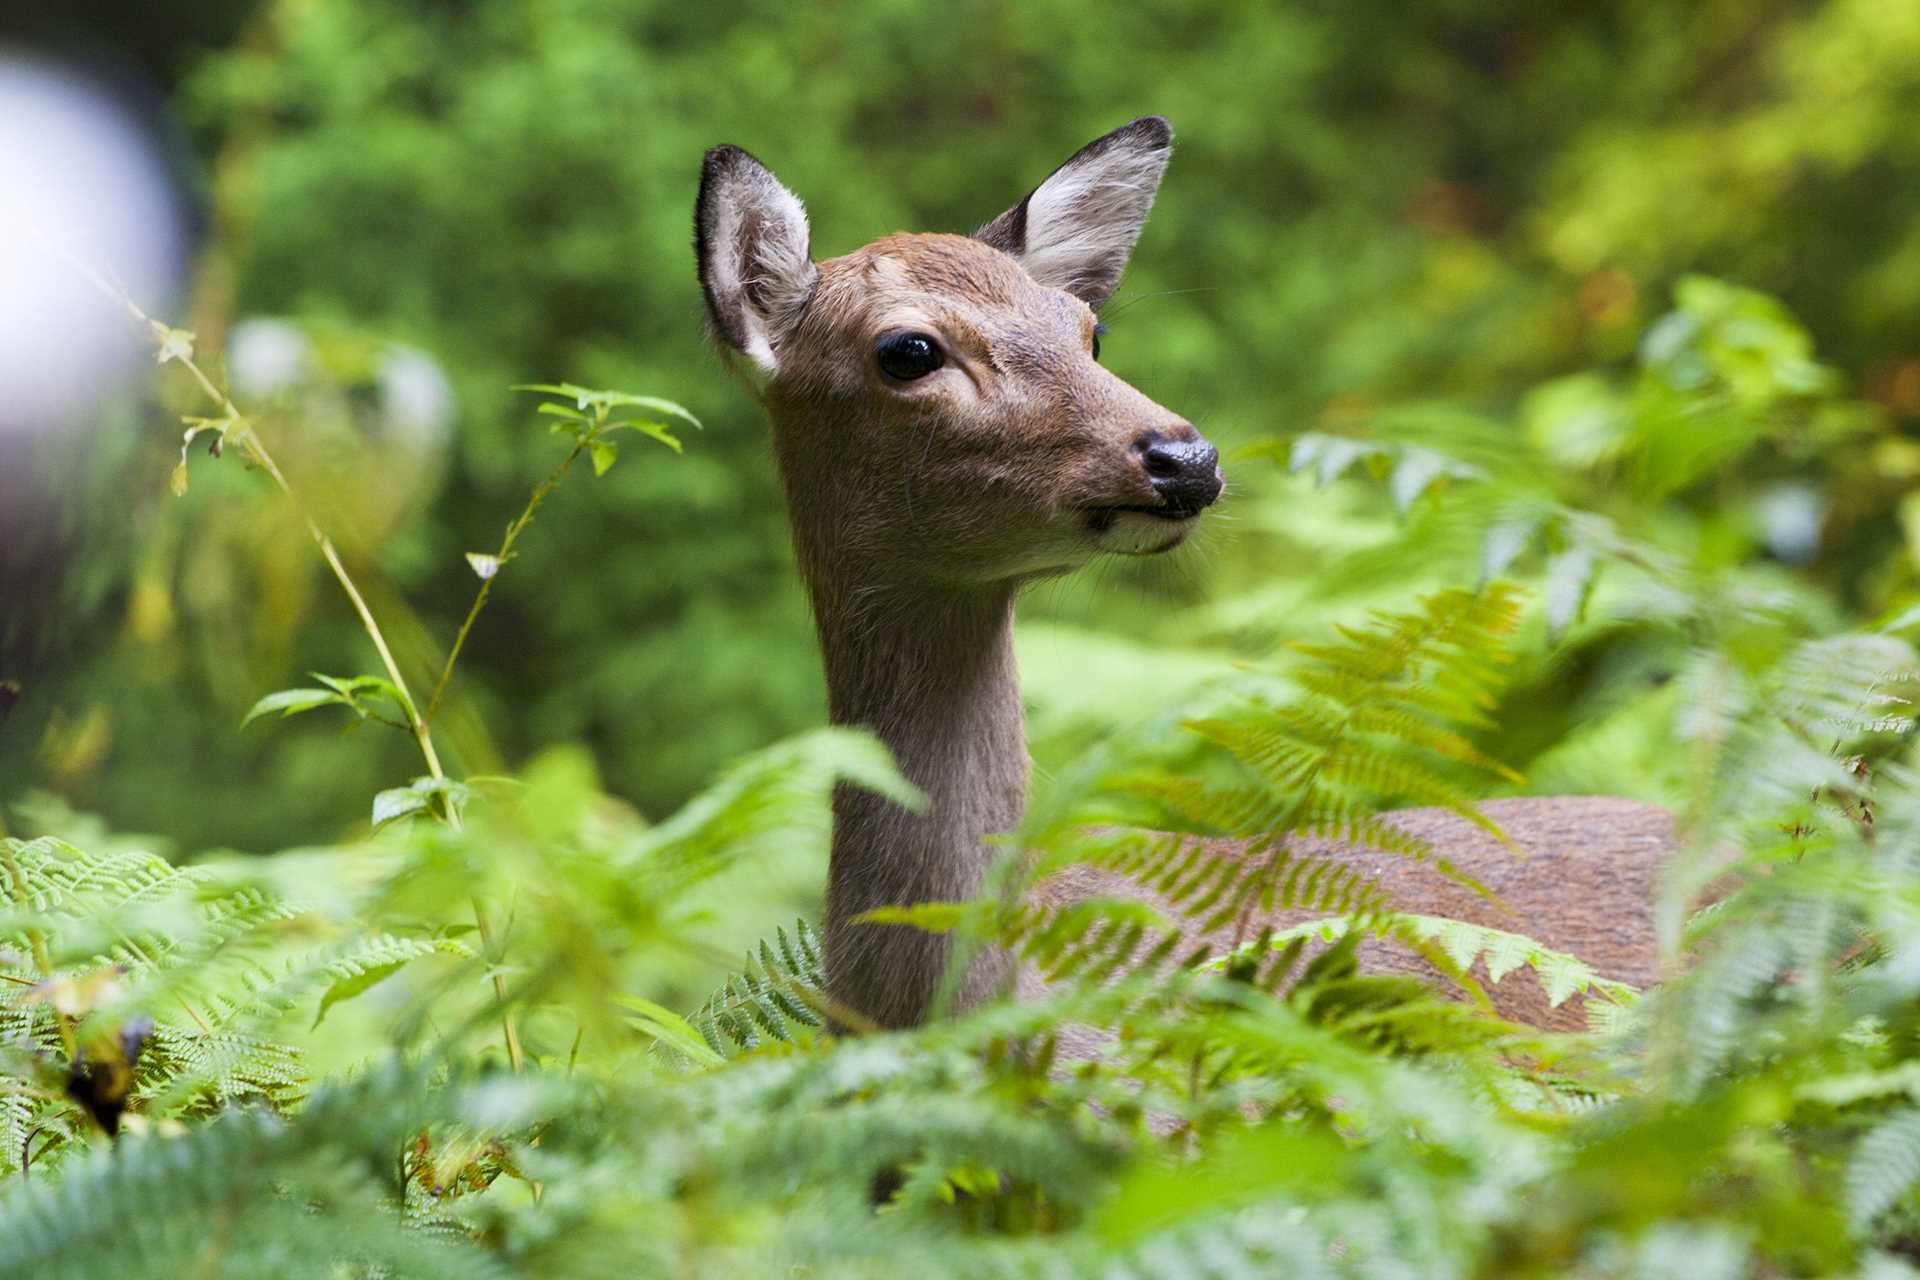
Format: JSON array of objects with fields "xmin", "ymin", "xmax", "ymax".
[{"xmin": 804, "ymin": 559, "xmax": 1028, "ymax": 1029}]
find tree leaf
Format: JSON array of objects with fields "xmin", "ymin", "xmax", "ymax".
[{"xmin": 590, "ymin": 439, "xmax": 618, "ymax": 476}]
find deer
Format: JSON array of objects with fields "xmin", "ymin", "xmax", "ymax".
[{"xmin": 692, "ymin": 116, "xmax": 1678, "ymax": 1035}]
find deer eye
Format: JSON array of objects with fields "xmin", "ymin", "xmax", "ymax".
[
  {"xmin": 1092, "ymin": 321, "xmax": 1107, "ymax": 362},
  {"xmin": 875, "ymin": 332, "xmax": 944, "ymax": 381}
]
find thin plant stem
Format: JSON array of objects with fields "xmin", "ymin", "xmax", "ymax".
[
  {"xmin": 70, "ymin": 253, "xmax": 525, "ymax": 1073},
  {"xmin": 424, "ymin": 438, "xmax": 587, "ymax": 727}
]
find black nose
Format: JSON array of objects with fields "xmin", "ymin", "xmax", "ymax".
[{"xmin": 1137, "ymin": 431, "xmax": 1222, "ymax": 513}]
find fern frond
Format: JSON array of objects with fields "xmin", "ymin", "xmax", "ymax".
[
  {"xmin": 1849, "ymin": 1107, "xmax": 1920, "ymax": 1232},
  {"xmin": 1216, "ymin": 911, "xmax": 1640, "ymax": 1016},
  {"xmin": 681, "ymin": 919, "xmax": 826, "ymax": 1058}
]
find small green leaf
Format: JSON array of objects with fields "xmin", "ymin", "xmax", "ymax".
[
  {"xmin": 616, "ymin": 995, "xmax": 726, "ymax": 1067},
  {"xmin": 1480, "ymin": 931, "xmax": 1533, "ymax": 985},
  {"xmin": 514, "ymin": 383, "xmax": 701, "ymax": 429},
  {"xmin": 310, "ymin": 673, "xmax": 417, "ymax": 725},
  {"xmin": 1537, "ymin": 950, "xmax": 1596, "ymax": 1007},
  {"xmin": 169, "ymin": 462, "xmax": 190, "ymax": 497},
  {"xmin": 594, "ymin": 393, "xmax": 701, "ymax": 430},
  {"xmin": 590, "ymin": 439, "xmax": 618, "ymax": 476},
  {"xmin": 242, "ymin": 688, "xmax": 345, "ymax": 728},
  {"xmin": 372, "ymin": 776, "xmax": 470, "ymax": 828},
  {"xmin": 606, "ymin": 419, "xmax": 684, "ymax": 453},
  {"xmin": 313, "ymin": 961, "xmax": 409, "ymax": 1029},
  {"xmin": 371, "ymin": 785, "xmax": 431, "ymax": 828}
]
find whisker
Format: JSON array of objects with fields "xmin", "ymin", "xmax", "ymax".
[{"xmin": 1101, "ymin": 287, "xmax": 1220, "ymax": 323}]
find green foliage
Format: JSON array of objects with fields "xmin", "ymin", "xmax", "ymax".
[
  {"xmin": 13, "ymin": 4, "xmax": 1920, "ymax": 1273},
  {"xmin": 0, "ymin": 1061, "xmax": 525, "ymax": 1280},
  {"xmin": 0, "ymin": 833, "xmax": 442, "ymax": 1176}
]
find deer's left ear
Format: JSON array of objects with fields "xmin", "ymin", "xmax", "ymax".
[
  {"xmin": 974, "ymin": 116, "xmax": 1172, "ymax": 310},
  {"xmin": 695, "ymin": 145, "xmax": 817, "ymax": 375}
]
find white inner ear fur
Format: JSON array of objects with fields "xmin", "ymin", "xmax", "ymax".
[
  {"xmin": 709, "ymin": 170, "xmax": 815, "ymax": 375},
  {"xmin": 1017, "ymin": 142, "xmax": 1168, "ymax": 300}
]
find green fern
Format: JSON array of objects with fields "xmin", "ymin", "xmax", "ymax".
[
  {"xmin": 0, "ymin": 1060, "xmax": 515, "ymax": 1280},
  {"xmin": 682, "ymin": 919, "xmax": 825, "ymax": 1058},
  {"xmin": 0, "ymin": 837, "xmax": 467, "ymax": 1174}
]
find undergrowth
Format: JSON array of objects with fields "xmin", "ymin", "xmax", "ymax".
[{"xmin": 9, "ymin": 276, "xmax": 1920, "ymax": 1278}]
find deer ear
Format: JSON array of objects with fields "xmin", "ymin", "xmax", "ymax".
[
  {"xmin": 973, "ymin": 116, "xmax": 1172, "ymax": 309},
  {"xmin": 695, "ymin": 146, "xmax": 818, "ymax": 374}
]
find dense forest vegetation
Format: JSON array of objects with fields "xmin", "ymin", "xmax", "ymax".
[{"xmin": 7, "ymin": 1, "xmax": 1920, "ymax": 1274}]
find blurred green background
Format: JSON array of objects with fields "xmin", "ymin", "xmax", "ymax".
[{"xmin": 5, "ymin": 0, "xmax": 1920, "ymax": 863}]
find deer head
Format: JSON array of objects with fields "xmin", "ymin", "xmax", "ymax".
[{"xmin": 694, "ymin": 116, "xmax": 1220, "ymax": 597}]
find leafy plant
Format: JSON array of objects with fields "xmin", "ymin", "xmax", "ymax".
[{"xmin": 17, "ymin": 194, "xmax": 1920, "ymax": 1277}]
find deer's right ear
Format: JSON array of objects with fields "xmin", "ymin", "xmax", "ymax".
[
  {"xmin": 974, "ymin": 116, "xmax": 1173, "ymax": 309},
  {"xmin": 695, "ymin": 146, "xmax": 817, "ymax": 375}
]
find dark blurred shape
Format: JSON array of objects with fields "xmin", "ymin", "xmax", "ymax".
[
  {"xmin": 0, "ymin": 2, "xmax": 262, "ymax": 90},
  {"xmin": 0, "ymin": 5, "xmax": 232, "ymax": 724},
  {"xmin": 65, "ymin": 1014, "xmax": 155, "ymax": 1137}
]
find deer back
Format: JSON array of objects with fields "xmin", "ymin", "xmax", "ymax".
[{"xmin": 1034, "ymin": 796, "xmax": 1679, "ymax": 1031}]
